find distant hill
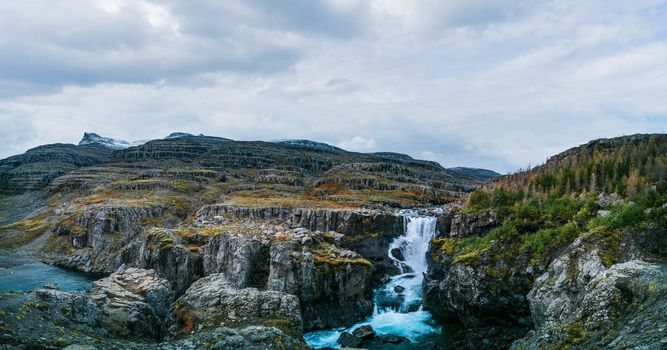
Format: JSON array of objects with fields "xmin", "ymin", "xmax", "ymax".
[{"xmin": 447, "ymin": 167, "xmax": 502, "ymax": 182}]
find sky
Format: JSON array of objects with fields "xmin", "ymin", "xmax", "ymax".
[{"xmin": 1, "ymin": 0, "xmax": 666, "ymax": 173}]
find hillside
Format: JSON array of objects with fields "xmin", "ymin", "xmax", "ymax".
[
  {"xmin": 447, "ymin": 167, "xmax": 502, "ymax": 182},
  {"xmin": 489, "ymin": 134, "xmax": 667, "ymax": 196},
  {"xmin": 424, "ymin": 134, "xmax": 667, "ymax": 349}
]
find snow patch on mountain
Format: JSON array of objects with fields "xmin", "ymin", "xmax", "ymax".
[
  {"xmin": 78, "ymin": 132, "xmax": 146, "ymax": 150},
  {"xmin": 271, "ymin": 139, "xmax": 343, "ymax": 152}
]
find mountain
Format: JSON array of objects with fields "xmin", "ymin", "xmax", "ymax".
[
  {"xmin": 447, "ymin": 167, "xmax": 502, "ymax": 181},
  {"xmin": 0, "ymin": 132, "xmax": 481, "ymax": 205}
]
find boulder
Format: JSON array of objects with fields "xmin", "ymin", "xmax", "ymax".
[
  {"xmin": 352, "ymin": 324, "xmax": 375, "ymax": 339},
  {"xmin": 90, "ymin": 267, "xmax": 174, "ymax": 340},
  {"xmin": 390, "ymin": 247, "xmax": 405, "ymax": 261},
  {"xmin": 171, "ymin": 273, "xmax": 303, "ymax": 337},
  {"xmin": 337, "ymin": 332, "xmax": 362, "ymax": 347}
]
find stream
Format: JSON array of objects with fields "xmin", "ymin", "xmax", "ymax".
[
  {"xmin": 304, "ymin": 215, "xmax": 442, "ymax": 348},
  {"xmin": 0, "ymin": 252, "xmax": 95, "ymax": 292}
]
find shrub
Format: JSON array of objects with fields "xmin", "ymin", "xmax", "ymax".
[{"xmin": 467, "ymin": 189, "xmax": 491, "ymax": 211}]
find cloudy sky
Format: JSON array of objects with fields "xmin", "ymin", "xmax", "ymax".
[{"xmin": 1, "ymin": 0, "xmax": 666, "ymax": 173}]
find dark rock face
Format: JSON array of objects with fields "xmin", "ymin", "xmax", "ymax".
[
  {"xmin": 449, "ymin": 210, "xmax": 499, "ymax": 237},
  {"xmin": 171, "ymin": 273, "xmax": 303, "ymax": 337},
  {"xmin": 123, "ymin": 230, "xmax": 203, "ymax": 296},
  {"xmin": 90, "ymin": 268, "xmax": 175, "ymax": 340},
  {"xmin": 268, "ymin": 240, "xmax": 373, "ymax": 330},
  {"xmin": 423, "ymin": 214, "xmax": 532, "ymax": 349},
  {"xmin": 423, "ymin": 249, "xmax": 532, "ymax": 329},
  {"xmin": 202, "ymin": 233, "xmax": 270, "ymax": 289}
]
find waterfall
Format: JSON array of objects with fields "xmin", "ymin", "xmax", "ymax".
[
  {"xmin": 304, "ymin": 213, "xmax": 441, "ymax": 348},
  {"xmin": 389, "ymin": 216, "xmax": 437, "ymax": 276}
]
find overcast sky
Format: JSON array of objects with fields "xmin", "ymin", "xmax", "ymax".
[{"xmin": 1, "ymin": 0, "xmax": 666, "ymax": 173}]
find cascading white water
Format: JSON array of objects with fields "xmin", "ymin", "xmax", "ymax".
[{"xmin": 304, "ymin": 214, "xmax": 441, "ymax": 348}]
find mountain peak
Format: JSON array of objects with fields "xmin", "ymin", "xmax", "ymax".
[
  {"xmin": 78, "ymin": 132, "xmax": 131, "ymax": 149},
  {"xmin": 78, "ymin": 132, "xmax": 147, "ymax": 149},
  {"xmin": 165, "ymin": 132, "xmax": 196, "ymax": 139}
]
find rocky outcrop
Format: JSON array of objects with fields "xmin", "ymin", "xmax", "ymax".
[
  {"xmin": 45, "ymin": 228, "xmax": 202, "ymax": 296},
  {"xmin": 197, "ymin": 205, "xmax": 405, "ymax": 283},
  {"xmin": 123, "ymin": 229, "xmax": 203, "ymax": 296},
  {"xmin": 422, "ymin": 249, "xmax": 532, "ymax": 327},
  {"xmin": 512, "ymin": 230, "xmax": 667, "ymax": 349},
  {"xmin": 196, "ymin": 205, "xmax": 295, "ymax": 222},
  {"xmin": 423, "ymin": 233, "xmax": 535, "ymax": 348},
  {"xmin": 55, "ymin": 202, "xmax": 166, "ymax": 250},
  {"xmin": 90, "ymin": 268, "xmax": 174, "ymax": 340},
  {"xmin": 449, "ymin": 210, "xmax": 499, "ymax": 237},
  {"xmin": 171, "ymin": 273, "xmax": 302, "ymax": 337},
  {"xmin": 201, "ymin": 233, "xmax": 270, "ymax": 289},
  {"xmin": 268, "ymin": 240, "xmax": 373, "ymax": 330}
]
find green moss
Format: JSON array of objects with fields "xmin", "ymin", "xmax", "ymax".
[
  {"xmin": 312, "ymin": 243, "xmax": 372, "ymax": 269},
  {"xmin": 564, "ymin": 322, "xmax": 587, "ymax": 344},
  {"xmin": 593, "ymin": 228, "xmax": 622, "ymax": 268},
  {"xmin": 263, "ymin": 319, "xmax": 300, "ymax": 337},
  {"xmin": 147, "ymin": 229, "xmax": 176, "ymax": 251},
  {"xmin": 432, "ymin": 238, "xmax": 456, "ymax": 255},
  {"xmin": 454, "ymin": 250, "xmax": 481, "ymax": 265}
]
